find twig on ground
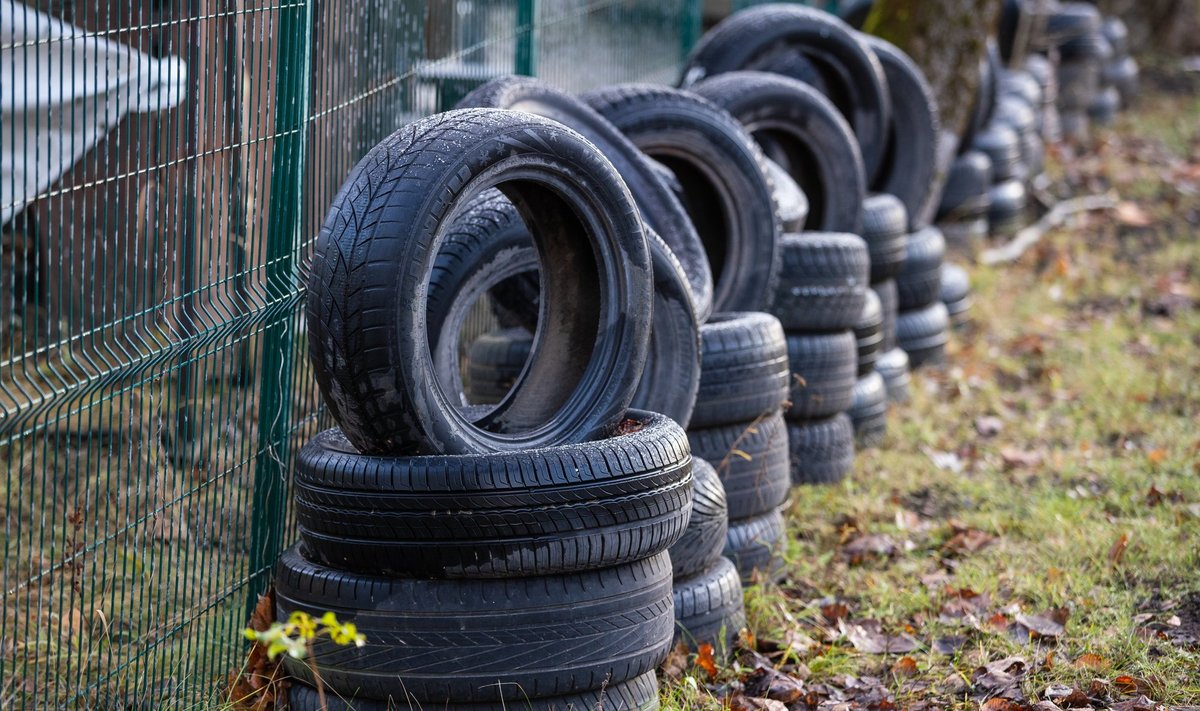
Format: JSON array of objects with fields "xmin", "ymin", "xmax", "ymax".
[{"xmin": 980, "ymin": 193, "xmax": 1118, "ymax": 265}]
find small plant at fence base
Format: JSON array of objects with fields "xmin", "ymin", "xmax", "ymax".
[{"xmin": 236, "ymin": 610, "xmax": 365, "ymax": 710}]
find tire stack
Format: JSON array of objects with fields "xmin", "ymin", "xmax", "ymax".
[
  {"xmin": 1100, "ymin": 17, "xmax": 1138, "ymax": 111},
  {"xmin": 1046, "ymin": 3, "xmax": 1109, "ymax": 142},
  {"xmin": 287, "ymin": 106, "xmax": 700, "ymax": 709}
]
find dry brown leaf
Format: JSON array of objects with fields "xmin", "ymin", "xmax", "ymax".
[
  {"xmin": 943, "ymin": 527, "xmax": 996, "ymax": 555},
  {"xmin": 1072, "ymin": 653, "xmax": 1110, "ymax": 671},
  {"xmin": 838, "ymin": 619, "xmax": 919, "ymax": 654},
  {"xmin": 821, "ymin": 602, "xmax": 851, "ymax": 623},
  {"xmin": 1108, "ymin": 533, "xmax": 1130, "ymax": 567},
  {"xmin": 1112, "ymin": 675, "xmax": 1151, "ymax": 694},
  {"xmin": 1014, "ymin": 609, "xmax": 1068, "ymax": 640},
  {"xmin": 1115, "ymin": 201, "xmax": 1152, "ymax": 227},
  {"xmin": 660, "ymin": 642, "xmax": 689, "ymax": 681},
  {"xmin": 742, "ymin": 665, "xmax": 807, "ymax": 703},
  {"xmin": 982, "ymin": 699, "xmax": 1027, "ymax": 711},
  {"xmin": 728, "ymin": 694, "xmax": 789, "ymax": 711},
  {"xmin": 842, "ymin": 533, "xmax": 898, "ymax": 564},
  {"xmin": 696, "ymin": 642, "xmax": 718, "ymax": 679},
  {"xmin": 1001, "ymin": 448, "xmax": 1044, "ymax": 470},
  {"xmin": 891, "ymin": 656, "xmax": 919, "ymax": 678}
]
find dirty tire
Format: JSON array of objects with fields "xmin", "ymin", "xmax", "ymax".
[
  {"xmin": 787, "ymin": 412, "xmax": 855, "ymax": 485},
  {"xmin": 988, "ymin": 179, "xmax": 1028, "ymax": 238},
  {"xmin": 690, "ymin": 312, "xmax": 790, "ymax": 428},
  {"xmin": 583, "ymin": 84, "xmax": 780, "ymax": 313},
  {"xmin": 972, "ymin": 124, "xmax": 1024, "ymax": 182},
  {"xmin": 766, "ymin": 157, "xmax": 810, "ymax": 233},
  {"xmin": 898, "ymin": 302, "xmax": 951, "ymax": 369},
  {"xmin": 941, "ymin": 263, "xmax": 973, "ymax": 329},
  {"xmin": 724, "ymin": 507, "xmax": 787, "ymax": 584},
  {"xmin": 784, "ymin": 330, "xmax": 858, "ymax": 420},
  {"xmin": 862, "ymin": 193, "xmax": 909, "ymax": 281},
  {"xmin": 669, "ymin": 458, "xmax": 729, "ymax": 580},
  {"xmin": 691, "ymin": 71, "xmax": 866, "ymax": 233},
  {"xmin": 854, "ymin": 288, "xmax": 883, "ymax": 377},
  {"xmin": 936, "ymin": 150, "xmax": 993, "ymax": 222},
  {"xmin": 772, "ymin": 232, "xmax": 869, "ymax": 331},
  {"xmin": 876, "ymin": 347, "xmax": 912, "ymax": 403},
  {"xmin": 896, "ymin": 226, "xmax": 946, "ymax": 310},
  {"xmin": 466, "ymin": 328, "xmax": 534, "ymax": 405},
  {"xmin": 275, "ymin": 546, "xmax": 675, "ymax": 703},
  {"xmin": 687, "ymin": 412, "xmax": 790, "ymax": 521},
  {"xmin": 293, "ymin": 411, "xmax": 692, "ymax": 579},
  {"xmin": 673, "ymin": 557, "xmax": 746, "ymax": 656},
  {"xmin": 849, "ymin": 371, "xmax": 887, "ymax": 447},
  {"xmin": 456, "ymin": 76, "xmax": 713, "ymax": 320},
  {"xmin": 307, "ymin": 108, "xmax": 652, "ymax": 455},
  {"xmin": 873, "ymin": 278, "xmax": 898, "ymax": 353}
]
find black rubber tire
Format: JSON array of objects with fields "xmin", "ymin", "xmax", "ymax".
[
  {"xmin": 687, "ymin": 411, "xmax": 790, "ymax": 522},
  {"xmin": 988, "ymin": 179, "xmax": 1028, "ymax": 238},
  {"xmin": 861, "ymin": 193, "xmax": 909, "ymax": 281},
  {"xmin": 898, "ymin": 301, "xmax": 950, "ymax": 369},
  {"xmin": 275, "ymin": 546, "xmax": 674, "ymax": 703},
  {"xmin": 849, "ymin": 371, "xmax": 887, "ymax": 448},
  {"xmin": 669, "ymin": 458, "xmax": 729, "ymax": 580},
  {"xmin": 1046, "ymin": 2, "xmax": 1102, "ymax": 41},
  {"xmin": 1057, "ymin": 60, "xmax": 1101, "ymax": 111},
  {"xmin": 863, "ymin": 36, "xmax": 939, "ymax": 230},
  {"xmin": 691, "ymin": 71, "xmax": 866, "ymax": 233},
  {"xmin": 936, "ymin": 151, "xmax": 993, "ymax": 222},
  {"xmin": 787, "ymin": 412, "xmax": 855, "ymax": 485},
  {"xmin": 939, "ymin": 263, "xmax": 971, "ymax": 305},
  {"xmin": 724, "ymin": 507, "xmax": 786, "ymax": 584},
  {"xmin": 466, "ymin": 328, "xmax": 534, "ymax": 405},
  {"xmin": 583, "ymin": 84, "xmax": 781, "ymax": 313},
  {"xmin": 680, "ymin": 4, "xmax": 891, "ymax": 186},
  {"xmin": 690, "ymin": 312, "xmax": 790, "ymax": 429},
  {"xmin": 293, "ymin": 411, "xmax": 692, "ymax": 579},
  {"xmin": 999, "ymin": 70, "xmax": 1043, "ymax": 109},
  {"xmin": 765, "ymin": 157, "xmax": 810, "ymax": 233},
  {"xmin": 308, "ymin": 108, "xmax": 652, "ymax": 455},
  {"xmin": 287, "ymin": 673, "xmax": 661, "ymax": 711},
  {"xmin": 1102, "ymin": 17, "xmax": 1129, "ymax": 56},
  {"xmin": 1088, "ymin": 86, "xmax": 1120, "ymax": 126},
  {"xmin": 673, "ymin": 557, "xmax": 746, "ymax": 655},
  {"xmin": 872, "ymin": 279, "xmax": 898, "ymax": 353},
  {"xmin": 876, "ymin": 346, "xmax": 912, "ymax": 403},
  {"xmin": 896, "ymin": 226, "xmax": 946, "ymax": 311},
  {"xmin": 1104, "ymin": 56, "xmax": 1139, "ymax": 109},
  {"xmin": 854, "ymin": 288, "xmax": 883, "ymax": 377},
  {"xmin": 839, "ymin": 0, "xmax": 873, "ymax": 28},
  {"xmin": 784, "ymin": 330, "xmax": 858, "ymax": 420},
  {"xmin": 772, "ymin": 232, "xmax": 869, "ymax": 331},
  {"xmin": 961, "ymin": 43, "xmax": 999, "ymax": 153},
  {"xmin": 972, "ymin": 124, "xmax": 1024, "ymax": 182},
  {"xmin": 456, "ymin": 76, "xmax": 714, "ymax": 321},
  {"xmin": 1060, "ymin": 33, "xmax": 1113, "ymax": 62}
]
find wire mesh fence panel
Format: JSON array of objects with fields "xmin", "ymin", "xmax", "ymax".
[{"xmin": 1, "ymin": 0, "xmax": 701, "ymax": 707}]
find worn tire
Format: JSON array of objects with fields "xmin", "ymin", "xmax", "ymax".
[
  {"xmin": 690, "ymin": 312, "xmax": 790, "ymax": 428},
  {"xmin": 673, "ymin": 557, "xmax": 746, "ymax": 655},
  {"xmin": 849, "ymin": 371, "xmax": 887, "ymax": 447},
  {"xmin": 724, "ymin": 508, "xmax": 787, "ymax": 584},
  {"xmin": 308, "ymin": 108, "xmax": 652, "ymax": 455},
  {"xmin": 972, "ymin": 124, "xmax": 1024, "ymax": 182},
  {"xmin": 287, "ymin": 673, "xmax": 660, "ymax": 711},
  {"xmin": 583, "ymin": 84, "xmax": 781, "ymax": 313},
  {"xmin": 788, "ymin": 413, "xmax": 855, "ymax": 485},
  {"xmin": 275, "ymin": 547, "xmax": 674, "ymax": 703},
  {"xmin": 466, "ymin": 328, "xmax": 533, "ymax": 405},
  {"xmin": 784, "ymin": 330, "xmax": 858, "ymax": 420},
  {"xmin": 876, "ymin": 346, "xmax": 911, "ymax": 403},
  {"xmin": 294, "ymin": 411, "xmax": 692, "ymax": 579},
  {"xmin": 456, "ymin": 76, "xmax": 713, "ymax": 321},
  {"xmin": 936, "ymin": 151, "xmax": 993, "ymax": 222},
  {"xmin": 680, "ymin": 5, "xmax": 891, "ymax": 186},
  {"xmin": 862, "ymin": 193, "xmax": 909, "ymax": 281},
  {"xmin": 988, "ymin": 179, "xmax": 1028, "ymax": 238},
  {"xmin": 898, "ymin": 301, "xmax": 950, "ymax": 369},
  {"xmin": 941, "ymin": 263, "xmax": 973, "ymax": 329},
  {"xmin": 772, "ymin": 232, "xmax": 869, "ymax": 331},
  {"xmin": 854, "ymin": 288, "xmax": 883, "ymax": 377},
  {"xmin": 863, "ymin": 36, "xmax": 939, "ymax": 229},
  {"xmin": 896, "ymin": 226, "xmax": 946, "ymax": 310},
  {"xmin": 669, "ymin": 458, "xmax": 729, "ymax": 580},
  {"xmin": 765, "ymin": 157, "xmax": 811, "ymax": 233},
  {"xmin": 687, "ymin": 412, "xmax": 790, "ymax": 521},
  {"xmin": 872, "ymin": 278, "xmax": 899, "ymax": 351},
  {"xmin": 691, "ymin": 71, "xmax": 866, "ymax": 233}
]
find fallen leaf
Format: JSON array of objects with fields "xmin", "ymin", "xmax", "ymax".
[
  {"xmin": 1110, "ymin": 696, "xmax": 1163, "ymax": 711},
  {"xmin": 1073, "ymin": 653, "xmax": 1109, "ymax": 671},
  {"xmin": 1014, "ymin": 609, "xmax": 1069, "ymax": 640},
  {"xmin": 1034, "ymin": 703, "xmax": 1065, "ymax": 711},
  {"xmin": 821, "ymin": 601, "xmax": 851, "ymax": 623},
  {"xmin": 1108, "ymin": 533, "xmax": 1130, "ymax": 567},
  {"xmin": 933, "ymin": 635, "xmax": 967, "ymax": 654},
  {"xmin": 943, "ymin": 527, "xmax": 996, "ymax": 555},
  {"xmin": 982, "ymin": 699, "xmax": 1026, "ymax": 711},
  {"xmin": 1001, "ymin": 448, "xmax": 1043, "ymax": 470},
  {"xmin": 975, "ymin": 416, "xmax": 1005, "ymax": 437},
  {"xmin": 925, "ymin": 448, "xmax": 964, "ymax": 473},
  {"xmin": 660, "ymin": 642, "xmax": 688, "ymax": 680},
  {"xmin": 842, "ymin": 534, "xmax": 898, "ymax": 564},
  {"xmin": 838, "ymin": 619, "xmax": 919, "ymax": 654},
  {"xmin": 891, "ymin": 656, "xmax": 919, "ymax": 678},
  {"xmin": 1111, "ymin": 675, "xmax": 1152, "ymax": 695},
  {"xmin": 1115, "ymin": 201, "xmax": 1152, "ymax": 227},
  {"xmin": 782, "ymin": 629, "xmax": 819, "ymax": 657},
  {"xmin": 696, "ymin": 642, "xmax": 718, "ymax": 679},
  {"xmin": 971, "ymin": 656, "xmax": 1028, "ymax": 701},
  {"xmin": 728, "ymin": 694, "xmax": 788, "ymax": 711},
  {"xmin": 1147, "ymin": 448, "xmax": 1167, "ymax": 465},
  {"xmin": 742, "ymin": 665, "xmax": 807, "ymax": 703},
  {"xmin": 1045, "ymin": 684, "xmax": 1092, "ymax": 707}
]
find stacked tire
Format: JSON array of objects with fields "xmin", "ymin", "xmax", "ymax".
[{"xmin": 290, "ymin": 105, "xmax": 700, "ymax": 709}]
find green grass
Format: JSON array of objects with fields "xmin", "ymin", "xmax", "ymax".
[{"xmin": 661, "ymin": 86, "xmax": 1200, "ymax": 708}]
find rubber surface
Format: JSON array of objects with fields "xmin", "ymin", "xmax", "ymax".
[
  {"xmin": 988, "ymin": 179, "xmax": 1028, "ymax": 238},
  {"xmin": 293, "ymin": 411, "xmax": 692, "ymax": 578},
  {"xmin": 876, "ymin": 346, "xmax": 911, "ymax": 403},
  {"xmin": 937, "ymin": 150, "xmax": 993, "ymax": 221},
  {"xmin": 672, "ymin": 557, "xmax": 746, "ymax": 655},
  {"xmin": 854, "ymin": 288, "xmax": 883, "ymax": 377},
  {"xmin": 898, "ymin": 301, "xmax": 951, "ymax": 369},
  {"xmin": 896, "ymin": 226, "xmax": 946, "ymax": 310},
  {"xmin": 687, "ymin": 411, "xmax": 790, "ymax": 521},
  {"xmin": 765, "ymin": 157, "xmax": 810, "ymax": 233},
  {"xmin": 690, "ymin": 312, "xmax": 790, "ymax": 428},
  {"xmin": 466, "ymin": 328, "xmax": 534, "ymax": 405},
  {"xmin": 772, "ymin": 232, "xmax": 869, "ymax": 332},
  {"xmin": 724, "ymin": 507, "xmax": 787, "ymax": 584},
  {"xmin": 872, "ymin": 278, "xmax": 898, "ymax": 353},
  {"xmin": 862, "ymin": 192, "xmax": 909, "ymax": 281},
  {"xmin": 849, "ymin": 371, "xmax": 887, "ymax": 447},
  {"xmin": 785, "ymin": 330, "xmax": 859, "ymax": 420},
  {"xmin": 972, "ymin": 124, "xmax": 1023, "ymax": 182},
  {"xmin": 276, "ymin": 546, "xmax": 675, "ymax": 703},
  {"xmin": 787, "ymin": 412, "xmax": 855, "ymax": 485},
  {"xmin": 308, "ymin": 108, "xmax": 652, "ymax": 455},
  {"xmin": 668, "ymin": 458, "xmax": 729, "ymax": 580}
]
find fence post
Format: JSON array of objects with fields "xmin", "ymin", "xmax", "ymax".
[
  {"xmin": 247, "ymin": 0, "xmax": 313, "ymax": 615},
  {"xmin": 680, "ymin": 0, "xmax": 704, "ymax": 61},
  {"xmin": 515, "ymin": 0, "xmax": 536, "ymax": 76}
]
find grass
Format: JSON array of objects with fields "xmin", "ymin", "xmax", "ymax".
[{"xmin": 661, "ymin": 78, "xmax": 1200, "ymax": 708}]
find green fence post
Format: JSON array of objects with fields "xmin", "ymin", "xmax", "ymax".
[
  {"xmin": 247, "ymin": 0, "xmax": 312, "ymax": 615},
  {"xmin": 515, "ymin": 0, "xmax": 535, "ymax": 76},
  {"xmin": 680, "ymin": 0, "xmax": 704, "ymax": 61}
]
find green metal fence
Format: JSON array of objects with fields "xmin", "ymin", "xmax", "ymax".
[{"xmin": 0, "ymin": 2, "xmax": 701, "ymax": 707}]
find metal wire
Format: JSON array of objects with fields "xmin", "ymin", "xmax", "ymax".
[{"xmin": 0, "ymin": 1, "xmax": 703, "ymax": 707}]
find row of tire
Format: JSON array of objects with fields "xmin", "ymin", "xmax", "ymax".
[{"xmin": 279, "ymin": 4, "xmax": 979, "ymax": 709}]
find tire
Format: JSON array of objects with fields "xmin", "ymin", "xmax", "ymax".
[
  {"xmin": 898, "ymin": 302, "xmax": 950, "ymax": 369},
  {"xmin": 784, "ymin": 330, "xmax": 858, "ymax": 420},
  {"xmin": 854, "ymin": 289, "xmax": 883, "ymax": 377},
  {"xmin": 849, "ymin": 371, "xmax": 887, "ymax": 448},
  {"xmin": 1057, "ymin": 60, "xmax": 1101, "ymax": 111},
  {"xmin": 466, "ymin": 328, "xmax": 533, "ymax": 405},
  {"xmin": 861, "ymin": 192, "xmax": 909, "ymax": 281},
  {"xmin": 772, "ymin": 232, "xmax": 869, "ymax": 331},
  {"xmin": 1102, "ymin": 17, "xmax": 1129, "ymax": 56},
  {"xmin": 872, "ymin": 279, "xmax": 898, "ymax": 353},
  {"xmin": 936, "ymin": 151, "xmax": 993, "ymax": 222},
  {"xmin": 690, "ymin": 71, "xmax": 866, "ymax": 233},
  {"xmin": 673, "ymin": 557, "xmax": 746, "ymax": 655},
  {"xmin": 724, "ymin": 508, "xmax": 786, "ymax": 584},
  {"xmin": 765, "ymin": 157, "xmax": 810, "ymax": 233},
  {"xmin": 839, "ymin": 0, "xmax": 873, "ymax": 29},
  {"xmin": 1104, "ymin": 56, "xmax": 1139, "ymax": 109},
  {"xmin": 687, "ymin": 412, "xmax": 790, "ymax": 521},
  {"xmin": 876, "ymin": 346, "xmax": 911, "ymax": 403},
  {"xmin": 988, "ymin": 179, "xmax": 1028, "ymax": 238},
  {"xmin": 971, "ymin": 124, "xmax": 1024, "ymax": 182},
  {"xmin": 961, "ymin": 42, "xmax": 999, "ymax": 153},
  {"xmin": 1059, "ymin": 109, "xmax": 1090, "ymax": 143},
  {"xmin": 999, "ymin": 70, "xmax": 1043, "ymax": 109},
  {"xmin": 679, "ymin": 4, "xmax": 891, "ymax": 187},
  {"xmin": 1088, "ymin": 86, "xmax": 1119, "ymax": 126},
  {"xmin": 993, "ymin": 97, "xmax": 1038, "ymax": 159},
  {"xmin": 669, "ymin": 458, "xmax": 729, "ymax": 580},
  {"xmin": 275, "ymin": 546, "xmax": 674, "ymax": 703},
  {"xmin": 863, "ymin": 36, "xmax": 939, "ymax": 230},
  {"xmin": 896, "ymin": 226, "xmax": 946, "ymax": 310},
  {"xmin": 456, "ymin": 76, "xmax": 714, "ymax": 321},
  {"xmin": 1045, "ymin": 3, "xmax": 1102, "ymax": 43},
  {"xmin": 308, "ymin": 108, "xmax": 652, "ymax": 455},
  {"xmin": 939, "ymin": 263, "xmax": 970, "ymax": 305},
  {"xmin": 293, "ymin": 411, "xmax": 692, "ymax": 579},
  {"xmin": 940, "ymin": 216, "xmax": 990, "ymax": 254},
  {"xmin": 787, "ymin": 413, "xmax": 855, "ymax": 485},
  {"xmin": 690, "ymin": 312, "xmax": 790, "ymax": 428},
  {"xmin": 583, "ymin": 84, "xmax": 780, "ymax": 313},
  {"xmin": 1060, "ymin": 33, "xmax": 1113, "ymax": 62},
  {"xmin": 287, "ymin": 673, "xmax": 660, "ymax": 711}
]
